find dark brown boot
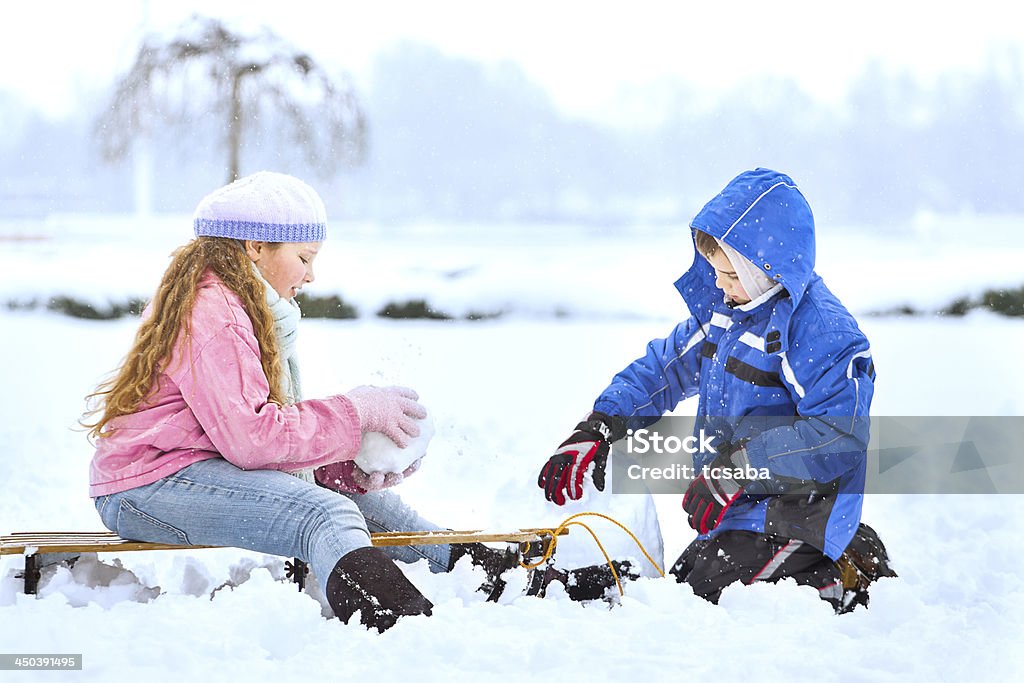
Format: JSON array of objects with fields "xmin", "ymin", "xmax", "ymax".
[
  {"xmin": 325, "ymin": 546, "xmax": 433, "ymax": 632},
  {"xmin": 448, "ymin": 542, "xmax": 521, "ymax": 602},
  {"xmin": 527, "ymin": 560, "xmax": 639, "ymax": 601}
]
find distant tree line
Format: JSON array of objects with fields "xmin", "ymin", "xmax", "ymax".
[{"xmin": 1, "ymin": 40, "xmax": 1022, "ymax": 226}]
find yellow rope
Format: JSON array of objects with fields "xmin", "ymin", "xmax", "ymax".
[{"xmin": 519, "ymin": 511, "xmax": 665, "ymax": 596}]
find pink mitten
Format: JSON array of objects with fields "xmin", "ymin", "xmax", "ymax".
[
  {"xmin": 350, "ymin": 457, "xmax": 423, "ymax": 491},
  {"xmin": 345, "ymin": 385, "xmax": 427, "ymax": 448},
  {"xmin": 315, "ymin": 457, "xmax": 424, "ymax": 494},
  {"xmin": 314, "ymin": 460, "xmax": 369, "ymax": 494}
]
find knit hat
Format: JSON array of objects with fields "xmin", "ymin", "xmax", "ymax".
[
  {"xmin": 193, "ymin": 171, "xmax": 327, "ymax": 242},
  {"xmin": 715, "ymin": 238, "xmax": 777, "ymax": 301}
]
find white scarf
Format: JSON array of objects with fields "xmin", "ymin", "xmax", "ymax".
[
  {"xmin": 715, "ymin": 238, "xmax": 778, "ymax": 302},
  {"xmin": 252, "ymin": 264, "xmax": 312, "ymax": 482}
]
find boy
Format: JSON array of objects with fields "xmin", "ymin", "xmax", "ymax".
[{"xmin": 537, "ymin": 168, "xmax": 895, "ymax": 612}]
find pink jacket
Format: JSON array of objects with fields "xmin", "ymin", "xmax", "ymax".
[{"xmin": 89, "ymin": 272, "xmax": 362, "ymax": 497}]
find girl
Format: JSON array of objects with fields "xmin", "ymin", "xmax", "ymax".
[{"xmin": 85, "ymin": 172, "xmax": 514, "ymax": 631}]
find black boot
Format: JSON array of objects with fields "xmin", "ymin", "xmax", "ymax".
[
  {"xmin": 527, "ymin": 560, "xmax": 639, "ymax": 602},
  {"xmin": 448, "ymin": 542, "xmax": 521, "ymax": 602},
  {"xmin": 325, "ymin": 546, "xmax": 434, "ymax": 632}
]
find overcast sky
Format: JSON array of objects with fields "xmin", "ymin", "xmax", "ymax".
[{"xmin": 3, "ymin": 0, "xmax": 1021, "ymax": 122}]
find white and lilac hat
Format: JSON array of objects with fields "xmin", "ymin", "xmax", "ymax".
[{"xmin": 193, "ymin": 171, "xmax": 327, "ymax": 242}]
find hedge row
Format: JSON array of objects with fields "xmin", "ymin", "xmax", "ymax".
[
  {"xmin": 8, "ymin": 285, "xmax": 1024, "ymax": 321},
  {"xmin": 870, "ymin": 285, "xmax": 1024, "ymax": 318},
  {"xmin": 4, "ymin": 294, "xmax": 503, "ymax": 322}
]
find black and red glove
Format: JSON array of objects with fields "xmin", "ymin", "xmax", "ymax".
[
  {"xmin": 682, "ymin": 447, "xmax": 751, "ymax": 534},
  {"xmin": 538, "ymin": 412, "xmax": 625, "ymax": 506}
]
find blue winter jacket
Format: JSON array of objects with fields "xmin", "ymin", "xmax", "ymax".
[{"xmin": 594, "ymin": 169, "xmax": 874, "ymax": 559}]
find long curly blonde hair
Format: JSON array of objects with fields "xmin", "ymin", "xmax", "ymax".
[{"xmin": 84, "ymin": 237, "xmax": 284, "ymax": 439}]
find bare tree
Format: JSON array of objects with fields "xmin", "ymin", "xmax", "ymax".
[{"xmin": 96, "ymin": 15, "xmax": 367, "ymax": 182}]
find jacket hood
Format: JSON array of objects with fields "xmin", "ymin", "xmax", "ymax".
[{"xmin": 674, "ymin": 168, "xmax": 816, "ymax": 318}]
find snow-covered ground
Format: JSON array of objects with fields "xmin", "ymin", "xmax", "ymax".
[{"xmin": 2, "ymin": 216, "xmax": 1023, "ymax": 680}]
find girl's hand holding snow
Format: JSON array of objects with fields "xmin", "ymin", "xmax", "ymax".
[
  {"xmin": 315, "ymin": 458, "xmax": 422, "ymax": 494},
  {"xmin": 345, "ymin": 385, "xmax": 427, "ymax": 448},
  {"xmin": 350, "ymin": 457, "xmax": 423, "ymax": 491}
]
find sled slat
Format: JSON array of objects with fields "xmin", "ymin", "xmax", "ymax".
[
  {"xmin": 0, "ymin": 528, "xmax": 566, "ymax": 556},
  {"xmin": 370, "ymin": 528, "xmax": 566, "ymax": 546}
]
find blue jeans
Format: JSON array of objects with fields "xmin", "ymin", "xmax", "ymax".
[{"xmin": 94, "ymin": 458, "xmax": 451, "ymax": 594}]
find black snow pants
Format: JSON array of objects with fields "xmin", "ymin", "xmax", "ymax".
[{"xmin": 669, "ymin": 530, "xmax": 844, "ymax": 611}]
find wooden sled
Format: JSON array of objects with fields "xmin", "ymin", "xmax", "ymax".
[{"xmin": 0, "ymin": 528, "xmax": 566, "ymax": 595}]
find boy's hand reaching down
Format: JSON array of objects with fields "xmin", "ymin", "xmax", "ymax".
[
  {"xmin": 538, "ymin": 412, "xmax": 624, "ymax": 506},
  {"xmin": 683, "ymin": 448, "xmax": 751, "ymax": 534}
]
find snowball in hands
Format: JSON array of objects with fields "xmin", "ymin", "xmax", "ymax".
[{"xmin": 355, "ymin": 411, "xmax": 435, "ymax": 474}]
